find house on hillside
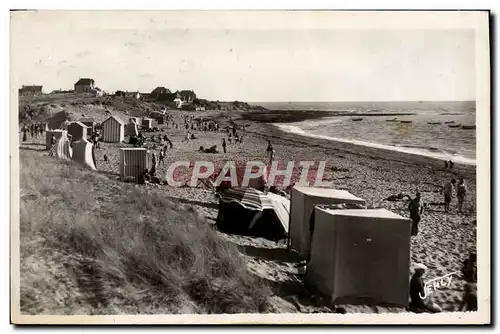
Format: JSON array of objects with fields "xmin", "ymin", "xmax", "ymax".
[
  {"xmin": 19, "ymin": 85, "xmax": 43, "ymax": 96},
  {"xmin": 174, "ymin": 95, "xmax": 183, "ymax": 108},
  {"xmin": 178, "ymin": 90, "xmax": 197, "ymax": 103},
  {"xmin": 74, "ymin": 78, "xmax": 96, "ymax": 93},
  {"xmin": 150, "ymin": 87, "xmax": 171, "ymax": 99},
  {"xmin": 123, "ymin": 91, "xmax": 141, "ymax": 99},
  {"xmin": 93, "ymin": 87, "xmax": 104, "ymax": 97}
]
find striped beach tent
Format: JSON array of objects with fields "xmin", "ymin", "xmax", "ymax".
[
  {"xmin": 218, "ymin": 187, "xmax": 273, "ymax": 211},
  {"xmin": 216, "ymin": 187, "xmax": 287, "ymax": 241},
  {"xmin": 102, "ymin": 116, "xmax": 125, "ymax": 143},
  {"xmin": 120, "ymin": 148, "xmax": 149, "ymax": 182}
]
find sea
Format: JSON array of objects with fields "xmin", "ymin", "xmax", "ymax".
[{"xmin": 255, "ymin": 101, "xmax": 476, "ymax": 165}]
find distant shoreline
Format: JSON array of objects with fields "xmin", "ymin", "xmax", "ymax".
[{"xmin": 238, "ymin": 110, "xmax": 476, "ymax": 178}]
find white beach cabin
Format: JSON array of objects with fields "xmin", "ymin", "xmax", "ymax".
[
  {"xmin": 306, "ymin": 207, "xmax": 411, "ymax": 307},
  {"xmin": 289, "ymin": 186, "xmax": 366, "ymax": 259}
]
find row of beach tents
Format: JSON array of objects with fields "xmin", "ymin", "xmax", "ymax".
[
  {"xmin": 216, "ymin": 185, "xmax": 412, "ymax": 308},
  {"xmin": 46, "ymin": 112, "xmax": 156, "ymax": 143}
]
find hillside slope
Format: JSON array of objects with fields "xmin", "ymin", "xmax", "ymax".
[{"xmin": 19, "ymin": 147, "xmax": 271, "ymax": 314}]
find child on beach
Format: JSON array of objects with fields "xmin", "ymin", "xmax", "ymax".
[
  {"xmin": 457, "ymin": 178, "xmax": 467, "ymax": 213},
  {"xmin": 408, "ymin": 192, "xmax": 424, "ymax": 236},
  {"xmin": 443, "ymin": 179, "xmax": 456, "ymax": 212}
]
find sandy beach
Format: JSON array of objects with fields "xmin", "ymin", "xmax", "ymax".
[{"xmin": 20, "ymin": 106, "xmax": 477, "ymax": 314}]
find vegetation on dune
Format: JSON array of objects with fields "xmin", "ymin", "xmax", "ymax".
[{"xmin": 20, "ymin": 150, "xmax": 271, "ymax": 314}]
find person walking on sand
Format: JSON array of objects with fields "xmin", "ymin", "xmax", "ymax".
[
  {"xmin": 222, "ymin": 138, "xmax": 227, "ymax": 153},
  {"xmin": 443, "ymin": 178, "xmax": 456, "ymax": 213},
  {"xmin": 266, "ymin": 140, "xmax": 274, "ymax": 162},
  {"xmin": 457, "ymin": 178, "xmax": 467, "ymax": 213},
  {"xmin": 408, "ymin": 192, "xmax": 424, "ymax": 236},
  {"xmin": 444, "ymin": 160, "xmax": 448, "ymax": 170},
  {"xmin": 159, "ymin": 148, "xmax": 165, "ymax": 166},
  {"xmin": 21, "ymin": 126, "xmax": 28, "ymax": 142}
]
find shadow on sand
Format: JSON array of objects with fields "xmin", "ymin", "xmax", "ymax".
[
  {"xmin": 167, "ymin": 196, "xmax": 219, "ymax": 210},
  {"xmin": 237, "ymin": 244, "xmax": 301, "ymax": 264},
  {"xmin": 20, "ymin": 146, "xmax": 46, "ymax": 152},
  {"xmin": 256, "ymin": 272, "xmax": 335, "ymax": 313}
]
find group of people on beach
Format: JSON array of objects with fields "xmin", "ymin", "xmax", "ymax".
[
  {"xmin": 407, "ymin": 177, "xmax": 468, "ymax": 237},
  {"xmin": 21, "ymin": 123, "xmax": 45, "ymax": 142}
]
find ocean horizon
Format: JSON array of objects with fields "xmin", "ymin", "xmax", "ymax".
[{"xmin": 255, "ymin": 101, "xmax": 476, "ymax": 164}]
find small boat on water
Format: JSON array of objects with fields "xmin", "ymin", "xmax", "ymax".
[
  {"xmin": 461, "ymin": 125, "xmax": 476, "ymax": 130},
  {"xmin": 444, "ymin": 121, "xmax": 455, "ymax": 124},
  {"xmin": 351, "ymin": 117, "xmax": 363, "ymax": 121},
  {"xmin": 386, "ymin": 118, "xmax": 398, "ymax": 122},
  {"xmin": 427, "ymin": 122, "xmax": 441, "ymax": 125},
  {"xmin": 448, "ymin": 124, "xmax": 461, "ymax": 128},
  {"xmin": 400, "ymin": 120, "xmax": 412, "ymax": 124}
]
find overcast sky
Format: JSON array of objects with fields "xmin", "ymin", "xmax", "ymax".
[{"xmin": 11, "ymin": 11, "xmax": 476, "ymax": 102}]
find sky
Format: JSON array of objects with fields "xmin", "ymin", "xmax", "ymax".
[{"xmin": 10, "ymin": 11, "xmax": 476, "ymax": 102}]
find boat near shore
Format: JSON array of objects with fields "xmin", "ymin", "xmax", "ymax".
[
  {"xmin": 400, "ymin": 120, "xmax": 412, "ymax": 124},
  {"xmin": 427, "ymin": 122, "xmax": 441, "ymax": 125},
  {"xmin": 351, "ymin": 117, "xmax": 363, "ymax": 122},
  {"xmin": 461, "ymin": 125, "xmax": 476, "ymax": 130},
  {"xmin": 444, "ymin": 121, "xmax": 455, "ymax": 124},
  {"xmin": 386, "ymin": 118, "xmax": 398, "ymax": 122},
  {"xmin": 448, "ymin": 124, "xmax": 461, "ymax": 128}
]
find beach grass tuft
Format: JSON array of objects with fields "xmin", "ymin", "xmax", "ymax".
[{"xmin": 20, "ymin": 150, "xmax": 271, "ymax": 314}]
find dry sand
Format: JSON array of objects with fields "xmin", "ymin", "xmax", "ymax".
[{"xmin": 20, "ymin": 108, "xmax": 477, "ymax": 314}]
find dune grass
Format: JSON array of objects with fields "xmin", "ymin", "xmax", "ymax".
[{"xmin": 19, "ymin": 149, "xmax": 271, "ymax": 315}]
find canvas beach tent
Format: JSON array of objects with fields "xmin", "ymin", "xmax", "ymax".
[
  {"xmin": 266, "ymin": 192, "xmax": 290, "ymax": 234},
  {"xmin": 142, "ymin": 118, "xmax": 153, "ymax": 130},
  {"xmin": 49, "ymin": 133, "xmax": 73, "ymax": 160},
  {"xmin": 120, "ymin": 148, "xmax": 149, "ymax": 182},
  {"xmin": 102, "ymin": 116, "xmax": 125, "ymax": 143},
  {"xmin": 125, "ymin": 121, "xmax": 139, "ymax": 137},
  {"xmin": 80, "ymin": 118, "xmax": 95, "ymax": 136},
  {"xmin": 45, "ymin": 130, "xmax": 67, "ymax": 150},
  {"xmin": 67, "ymin": 121, "xmax": 88, "ymax": 141},
  {"xmin": 306, "ymin": 207, "xmax": 411, "ymax": 307},
  {"xmin": 71, "ymin": 138, "xmax": 96, "ymax": 170},
  {"xmin": 289, "ymin": 186, "xmax": 366, "ymax": 259},
  {"xmin": 216, "ymin": 187, "xmax": 287, "ymax": 242}
]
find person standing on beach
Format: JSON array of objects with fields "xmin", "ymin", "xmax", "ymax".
[
  {"xmin": 444, "ymin": 161, "xmax": 448, "ymax": 170},
  {"xmin": 158, "ymin": 149, "xmax": 165, "ymax": 166},
  {"xmin": 22, "ymin": 126, "xmax": 28, "ymax": 142},
  {"xmin": 443, "ymin": 179, "xmax": 456, "ymax": 213},
  {"xmin": 222, "ymin": 138, "xmax": 227, "ymax": 153},
  {"xmin": 266, "ymin": 140, "xmax": 274, "ymax": 163},
  {"xmin": 457, "ymin": 178, "xmax": 467, "ymax": 213},
  {"xmin": 408, "ymin": 192, "xmax": 424, "ymax": 236},
  {"xmin": 449, "ymin": 160, "xmax": 454, "ymax": 170}
]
